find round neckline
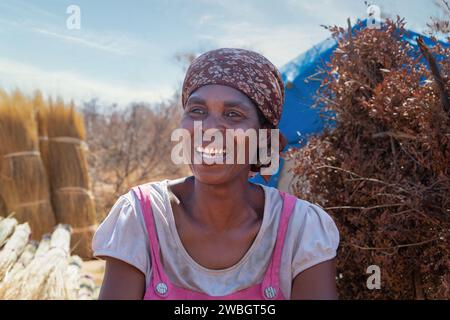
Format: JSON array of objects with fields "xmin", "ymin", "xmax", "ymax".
[{"xmin": 161, "ymin": 178, "xmax": 269, "ymax": 274}]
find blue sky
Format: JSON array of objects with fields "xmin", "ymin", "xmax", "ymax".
[{"xmin": 0, "ymin": 0, "xmax": 445, "ymax": 107}]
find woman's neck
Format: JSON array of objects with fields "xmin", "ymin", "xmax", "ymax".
[{"xmin": 184, "ymin": 175, "xmax": 262, "ymax": 231}]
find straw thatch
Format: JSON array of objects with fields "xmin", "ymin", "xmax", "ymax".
[
  {"xmin": 46, "ymin": 100, "xmax": 97, "ymax": 259},
  {"xmin": 0, "ymin": 90, "xmax": 56, "ymax": 239}
]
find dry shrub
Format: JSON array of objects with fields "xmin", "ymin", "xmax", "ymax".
[
  {"xmin": 289, "ymin": 18, "xmax": 449, "ymax": 299},
  {"xmin": 83, "ymin": 95, "xmax": 190, "ymax": 221}
]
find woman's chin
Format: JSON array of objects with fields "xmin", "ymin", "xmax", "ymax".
[{"xmin": 191, "ymin": 163, "xmax": 240, "ymax": 185}]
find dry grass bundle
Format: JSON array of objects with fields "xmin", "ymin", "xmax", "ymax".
[
  {"xmin": 0, "ymin": 224, "xmax": 96, "ymax": 300},
  {"xmin": 1, "ymin": 241, "xmax": 38, "ymax": 282},
  {"xmin": 46, "ymin": 100, "xmax": 97, "ymax": 259},
  {"xmin": 64, "ymin": 255, "xmax": 82, "ymax": 299},
  {"xmin": 0, "ymin": 223, "xmax": 31, "ymax": 281},
  {"xmin": 0, "ymin": 90, "xmax": 56, "ymax": 239},
  {"xmin": 34, "ymin": 234, "xmax": 51, "ymax": 256},
  {"xmin": 0, "ymin": 241, "xmax": 38, "ymax": 298},
  {"xmin": 0, "ymin": 217, "xmax": 18, "ymax": 247},
  {"xmin": 0, "ymin": 196, "xmax": 6, "ymax": 217},
  {"xmin": 33, "ymin": 91, "xmax": 50, "ymax": 177},
  {"xmin": 17, "ymin": 224, "xmax": 71, "ymax": 299},
  {"xmin": 0, "ymin": 234, "xmax": 50, "ymax": 299},
  {"xmin": 290, "ymin": 19, "xmax": 449, "ymax": 299},
  {"xmin": 78, "ymin": 274, "xmax": 96, "ymax": 300}
]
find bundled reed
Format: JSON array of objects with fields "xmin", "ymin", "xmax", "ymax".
[
  {"xmin": 0, "ymin": 234, "xmax": 50, "ymax": 299},
  {"xmin": 64, "ymin": 255, "xmax": 83, "ymax": 299},
  {"xmin": 78, "ymin": 274, "xmax": 96, "ymax": 300},
  {"xmin": 0, "ymin": 217, "xmax": 18, "ymax": 248},
  {"xmin": 0, "ymin": 90, "xmax": 56, "ymax": 239},
  {"xmin": 0, "ymin": 220, "xmax": 98, "ymax": 300},
  {"xmin": 1, "ymin": 241, "xmax": 38, "ymax": 283},
  {"xmin": 47, "ymin": 100, "xmax": 97, "ymax": 259},
  {"xmin": 33, "ymin": 91, "xmax": 50, "ymax": 177},
  {"xmin": 0, "ymin": 223, "xmax": 31, "ymax": 280},
  {"xmin": 0, "ymin": 196, "xmax": 6, "ymax": 217},
  {"xmin": 17, "ymin": 224, "xmax": 71, "ymax": 299}
]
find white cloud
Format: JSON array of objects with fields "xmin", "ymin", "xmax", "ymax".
[
  {"xmin": 0, "ymin": 0, "xmax": 58, "ymax": 20},
  {"xmin": 195, "ymin": 20, "xmax": 330, "ymax": 67},
  {"xmin": 0, "ymin": 57, "xmax": 174, "ymax": 106},
  {"xmin": 198, "ymin": 14, "xmax": 215, "ymax": 26},
  {"xmin": 287, "ymin": 0, "xmax": 366, "ymax": 22}
]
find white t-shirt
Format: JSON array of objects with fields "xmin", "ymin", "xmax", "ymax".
[{"xmin": 92, "ymin": 179, "xmax": 339, "ymax": 299}]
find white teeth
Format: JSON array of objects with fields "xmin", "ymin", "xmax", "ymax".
[{"xmin": 195, "ymin": 146, "xmax": 225, "ymax": 155}]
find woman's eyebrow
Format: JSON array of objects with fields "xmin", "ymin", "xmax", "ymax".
[
  {"xmin": 186, "ymin": 97, "xmax": 206, "ymax": 105},
  {"xmin": 223, "ymin": 100, "xmax": 251, "ymax": 110},
  {"xmin": 187, "ymin": 97, "xmax": 251, "ymax": 110}
]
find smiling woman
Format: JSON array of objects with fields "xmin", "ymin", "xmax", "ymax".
[{"xmin": 92, "ymin": 48, "xmax": 339, "ymax": 300}]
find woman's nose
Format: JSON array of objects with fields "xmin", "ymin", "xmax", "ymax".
[{"xmin": 201, "ymin": 112, "xmax": 226, "ymax": 132}]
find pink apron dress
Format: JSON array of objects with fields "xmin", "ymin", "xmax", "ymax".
[{"xmin": 131, "ymin": 184, "xmax": 297, "ymax": 300}]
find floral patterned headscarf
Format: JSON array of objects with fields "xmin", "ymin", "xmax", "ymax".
[
  {"xmin": 182, "ymin": 48, "xmax": 285, "ymax": 128},
  {"xmin": 181, "ymin": 48, "xmax": 287, "ymax": 182}
]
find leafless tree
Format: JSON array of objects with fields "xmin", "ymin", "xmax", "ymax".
[
  {"xmin": 427, "ymin": 0, "xmax": 450, "ymax": 36},
  {"xmin": 83, "ymin": 93, "xmax": 190, "ymax": 219}
]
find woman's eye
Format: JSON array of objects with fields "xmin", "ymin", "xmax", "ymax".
[
  {"xmin": 226, "ymin": 111, "xmax": 242, "ymax": 117},
  {"xmin": 189, "ymin": 107, "xmax": 206, "ymax": 115}
]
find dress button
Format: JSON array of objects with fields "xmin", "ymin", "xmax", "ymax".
[
  {"xmin": 155, "ymin": 282, "xmax": 168, "ymax": 295},
  {"xmin": 264, "ymin": 286, "xmax": 277, "ymax": 299}
]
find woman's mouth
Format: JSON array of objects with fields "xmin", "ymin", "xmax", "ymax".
[{"xmin": 195, "ymin": 146, "xmax": 227, "ymax": 162}]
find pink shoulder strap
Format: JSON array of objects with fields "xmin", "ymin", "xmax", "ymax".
[
  {"xmin": 131, "ymin": 185, "xmax": 171, "ymax": 297},
  {"xmin": 261, "ymin": 191, "xmax": 298, "ymax": 299}
]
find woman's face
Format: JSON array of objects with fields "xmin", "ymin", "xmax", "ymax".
[{"xmin": 181, "ymin": 84, "xmax": 262, "ymax": 185}]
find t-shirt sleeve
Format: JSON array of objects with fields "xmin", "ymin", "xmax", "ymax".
[
  {"xmin": 91, "ymin": 193, "xmax": 150, "ymax": 276},
  {"xmin": 291, "ymin": 201, "xmax": 340, "ymax": 278}
]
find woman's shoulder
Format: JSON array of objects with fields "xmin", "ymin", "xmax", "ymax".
[
  {"xmin": 259, "ymin": 184, "xmax": 339, "ymax": 251},
  {"xmin": 261, "ymin": 185, "xmax": 337, "ymax": 232},
  {"xmin": 290, "ymin": 195, "xmax": 338, "ymax": 236},
  {"xmin": 92, "ymin": 178, "xmax": 172, "ymax": 250},
  {"xmin": 280, "ymin": 192, "xmax": 340, "ymax": 275},
  {"xmin": 128, "ymin": 179, "xmax": 170, "ymax": 203},
  {"xmin": 264, "ymin": 190, "xmax": 339, "ymax": 279}
]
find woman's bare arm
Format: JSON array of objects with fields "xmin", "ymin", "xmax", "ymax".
[
  {"xmin": 98, "ymin": 256, "xmax": 146, "ymax": 300},
  {"xmin": 291, "ymin": 258, "xmax": 338, "ymax": 300}
]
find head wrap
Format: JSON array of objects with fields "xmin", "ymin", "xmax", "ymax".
[
  {"xmin": 181, "ymin": 48, "xmax": 287, "ymax": 182},
  {"xmin": 182, "ymin": 48, "xmax": 285, "ymax": 127}
]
